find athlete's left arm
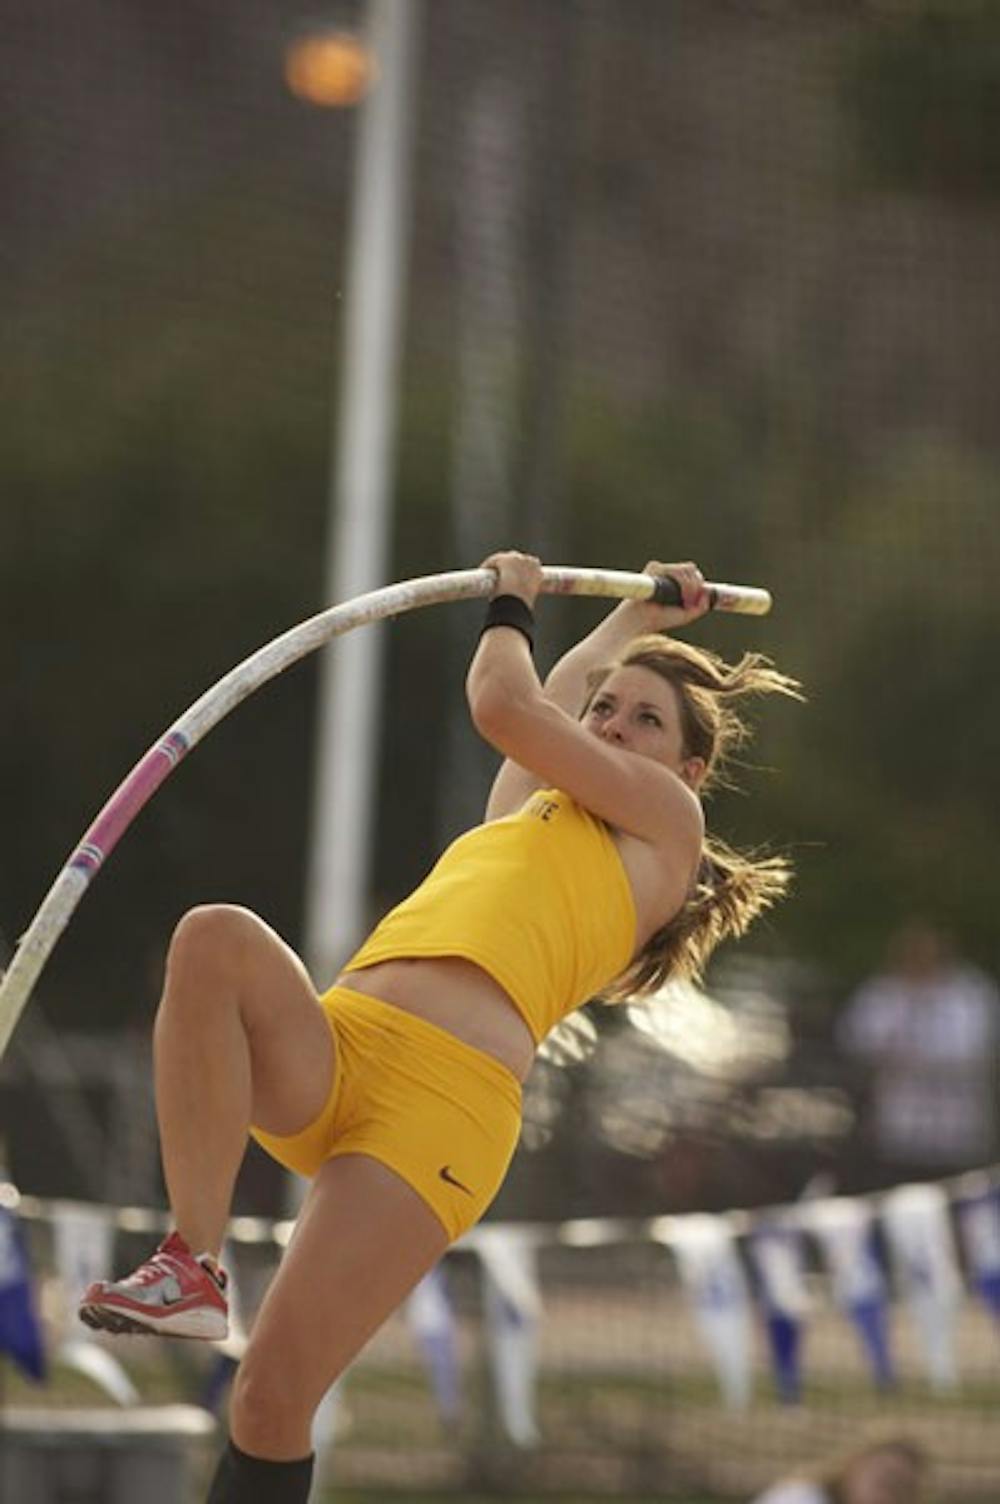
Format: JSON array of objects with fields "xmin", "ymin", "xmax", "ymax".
[
  {"xmin": 475, "ymin": 556, "xmax": 709, "ymax": 821},
  {"xmin": 535, "ymin": 560, "xmax": 709, "ymax": 716}
]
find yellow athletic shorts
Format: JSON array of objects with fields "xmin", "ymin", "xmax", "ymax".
[{"xmin": 249, "ymin": 985, "xmax": 523, "ymax": 1242}]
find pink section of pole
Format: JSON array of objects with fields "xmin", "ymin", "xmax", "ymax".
[{"xmin": 69, "ymin": 733, "xmax": 191, "ymax": 876}]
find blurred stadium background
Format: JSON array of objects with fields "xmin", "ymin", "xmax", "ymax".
[{"xmin": 1, "ymin": 1, "xmax": 999, "ymax": 1500}]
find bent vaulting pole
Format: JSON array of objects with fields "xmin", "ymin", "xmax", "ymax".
[{"xmin": 0, "ymin": 566, "xmax": 771, "ymax": 1059}]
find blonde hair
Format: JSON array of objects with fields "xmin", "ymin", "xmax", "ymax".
[{"xmin": 585, "ymin": 634, "xmax": 803, "ymax": 999}]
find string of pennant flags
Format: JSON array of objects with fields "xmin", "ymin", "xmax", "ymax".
[{"xmin": 1, "ymin": 1165, "xmax": 998, "ymax": 1450}]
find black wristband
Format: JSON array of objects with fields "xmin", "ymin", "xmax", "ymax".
[{"xmin": 480, "ymin": 593, "xmax": 535, "ymax": 652}]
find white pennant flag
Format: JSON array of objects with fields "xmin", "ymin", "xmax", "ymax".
[
  {"xmin": 668, "ymin": 1215, "xmax": 752, "ymax": 1411},
  {"xmin": 51, "ymin": 1201, "xmax": 113, "ymax": 1329},
  {"xmin": 477, "ymin": 1226, "xmax": 542, "ymax": 1448},
  {"xmin": 51, "ymin": 1202, "xmax": 139, "ymax": 1406},
  {"xmin": 201, "ymin": 1239, "xmax": 252, "ymax": 1417},
  {"xmin": 217, "ymin": 1238, "xmax": 249, "ymax": 1360},
  {"xmin": 751, "ymin": 1225, "xmax": 811, "ymax": 1317},
  {"xmin": 881, "ymin": 1183, "xmax": 961, "ymax": 1393}
]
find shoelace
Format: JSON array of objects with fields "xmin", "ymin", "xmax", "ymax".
[{"xmin": 122, "ymin": 1251, "xmax": 186, "ymax": 1288}]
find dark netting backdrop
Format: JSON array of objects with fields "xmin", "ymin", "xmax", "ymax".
[{"xmin": 2, "ymin": 1, "xmax": 999, "ymax": 1499}]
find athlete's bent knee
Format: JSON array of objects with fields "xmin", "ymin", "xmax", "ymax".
[
  {"xmin": 167, "ymin": 904, "xmax": 259, "ymax": 979},
  {"xmin": 230, "ymin": 1354, "xmax": 315, "ymax": 1457}
]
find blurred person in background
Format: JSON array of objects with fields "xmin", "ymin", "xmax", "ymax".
[
  {"xmin": 76, "ymin": 553, "xmax": 800, "ymax": 1504},
  {"xmin": 749, "ymin": 1435, "xmax": 928, "ymax": 1504},
  {"xmin": 837, "ymin": 920, "xmax": 1000, "ymax": 1187}
]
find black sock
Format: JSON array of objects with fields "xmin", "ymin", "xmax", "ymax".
[{"xmin": 206, "ymin": 1439, "xmax": 314, "ymax": 1503}]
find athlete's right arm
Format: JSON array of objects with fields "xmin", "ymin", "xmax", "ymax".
[{"xmin": 539, "ymin": 560, "xmax": 708, "ymax": 716}]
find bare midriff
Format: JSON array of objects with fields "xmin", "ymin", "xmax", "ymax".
[{"xmin": 335, "ymin": 955, "xmax": 537, "ymax": 1082}]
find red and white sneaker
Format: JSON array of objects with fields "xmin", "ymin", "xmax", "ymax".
[{"xmin": 79, "ymin": 1231, "xmax": 228, "ymax": 1340}]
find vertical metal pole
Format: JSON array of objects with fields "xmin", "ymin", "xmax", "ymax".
[
  {"xmin": 439, "ymin": 71, "xmax": 523, "ymax": 845},
  {"xmin": 303, "ymin": 0, "xmax": 422, "ymax": 984}
]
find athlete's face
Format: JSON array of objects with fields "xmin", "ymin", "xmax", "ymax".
[{"xmin": 585, "ymin": 665, "xmax": 706, "ymax": 788}]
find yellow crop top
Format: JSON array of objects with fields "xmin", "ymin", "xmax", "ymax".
[{"xmin": 343, "ymin": 788, "xmax": 637, "ymax": 1044}]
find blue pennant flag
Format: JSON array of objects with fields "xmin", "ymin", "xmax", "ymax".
[
  {"xmin": 765, "ymin": 1308, "xmax": 802, "ymax": 1405},
  {"xmin": 750, "ymin": 1226, "xmax": 810, "ymax": 1405},
  {"xmin": 847, "ymin": 1290, "xmax": 895, "ymax": 1390},
  {"xmin": 956, "ymin": 1187, "xmax": 1000, "ymax": 1321},
  {"xmin": 0, "ymin": 1203, "xmax": 47, "ymax": 1382},
  {"xmin": 809, "ymin": 1197, "xmax": 895, "ymax": 1390}
]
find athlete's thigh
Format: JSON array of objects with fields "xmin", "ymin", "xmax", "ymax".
[
  {"xmin": 236, "ymin": 1154, "xmax": 449, "ymax": 1415},
  {"xmin": 216, "ymin": 905, "xmax": 335, "ymax": 1138}
]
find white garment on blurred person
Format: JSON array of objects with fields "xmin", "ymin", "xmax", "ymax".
[
  {"xmin": 749, "ymin": 1483, "xmax": 826, "ymax": 1504},
  {"xmin": 838, "ymin": 923, "xmax": 999, "ymax": 1169}
]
